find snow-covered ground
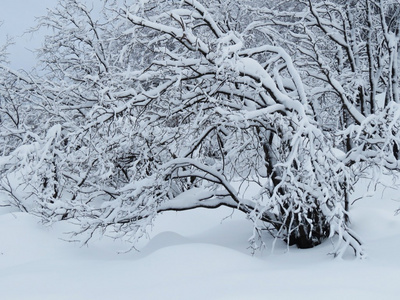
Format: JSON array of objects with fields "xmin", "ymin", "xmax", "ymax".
[{"xmin": 1, "ymin": 179, "xmax": 400, "ymax": 300}]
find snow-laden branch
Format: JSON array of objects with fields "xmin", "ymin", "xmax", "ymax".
[{"xmin": 7, "ymin": 0, "xmax": 400, "ymax": 258}]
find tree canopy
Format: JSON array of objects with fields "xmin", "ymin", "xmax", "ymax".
[{"xmin": 1, "ymin": 0, "xmax": 400, "ymax": 258}]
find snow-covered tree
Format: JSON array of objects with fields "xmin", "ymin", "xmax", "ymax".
[
  {"xmin": 257, "ymin": 0, "xmax": 400, "ymax": 211},
  {"xmin": 4, "ymin": 0, "xmax": 400, "ymax": 258},
  {"xmin": 0, "ymin": 40, "xmax": 40, "ymax": 212}
]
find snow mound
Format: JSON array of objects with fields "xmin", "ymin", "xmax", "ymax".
[{"xmin": 1, "ymin": 198, "xmax": 400, "ymax": 299}]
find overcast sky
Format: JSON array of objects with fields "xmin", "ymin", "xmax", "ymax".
[{"xmin": 0, "ymin": 1, "xmax": 58, "ymax": 70}]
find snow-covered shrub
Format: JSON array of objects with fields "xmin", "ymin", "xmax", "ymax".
[{"xmin": 2, "ymin": 0, "xmax": 400, "ymax": 258}]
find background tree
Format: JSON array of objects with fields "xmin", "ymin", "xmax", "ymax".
[{"xmin": 0, "ymin": 40, "xmax": 41, "ymax": 213}]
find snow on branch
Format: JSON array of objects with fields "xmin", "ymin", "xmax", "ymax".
[{"xmin": 7, "ymin": 0, "xmax": 400, "ymax": 259}]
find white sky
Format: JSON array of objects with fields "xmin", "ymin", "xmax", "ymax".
[{"xmin": 0, "ymin": 1, "xmax": 58, "ymax": 70}]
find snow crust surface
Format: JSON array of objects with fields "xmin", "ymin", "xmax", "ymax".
[{"xmin": 1, "ymin": 180, "xmax": 400, "ymax": 300}]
